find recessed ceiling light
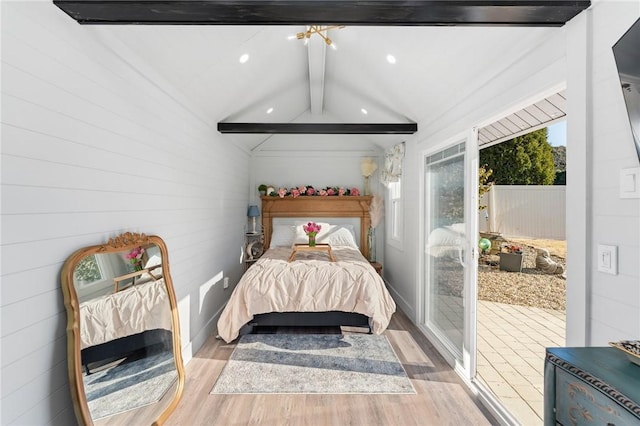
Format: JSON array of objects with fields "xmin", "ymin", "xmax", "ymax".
[
  {"xmin": 386, "ymin": 54, "xmax": 396, "ymax": 64},
  {"xmin": 361, "ymin": 108, "xmax": 368, "ymax": 115},
  {"xmin": 239, "ymin": 53, "xmax": 250, "ymax": 64},
  {"xmin": 266, "ymin": 107, "xmax": 274, "ymax": 114}
]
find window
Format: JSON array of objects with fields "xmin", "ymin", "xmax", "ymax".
[
  {"xmin": 74, "ymin": 255, "xmax": 104, "ymax": 287},
  {"xmin": 387, "ymin": 178, "xmax": 403, "ymax": 248},
  {"xmin": 73, "ymin": 253, "xmax": 116, "ymax": 302},
  {"xmin": 381, "ymin": 142, "xmax": 405, "ymax": 249}
]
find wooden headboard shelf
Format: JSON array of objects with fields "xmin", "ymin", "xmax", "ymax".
[{"xmin": 261, "ymin": 196, "xmax": 373, "ymax": 258}]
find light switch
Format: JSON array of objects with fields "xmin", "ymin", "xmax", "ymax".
[
  {"xmin": 620, "ymin": 167, "xmax": 640, "ymax": 199},
  {"xmin": 597, "ymin": 244, "xmax": 618, "ymax": 275}
]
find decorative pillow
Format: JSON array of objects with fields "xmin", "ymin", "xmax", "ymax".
[
  {"xmin": 320, "ymin": 225, "xmax": 359, "ymax": 249},
  {"xmin": 269, "ymin": 225, "xmax": 296, "ymax": 248}
]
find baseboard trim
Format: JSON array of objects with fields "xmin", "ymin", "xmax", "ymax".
[
  {"xmin": 182, "ymin": 303, "xmax": 226, "ymax": 365},
  {"xmin": 385, "ymin": 281, "xmax": 415, "ymax": 322}
]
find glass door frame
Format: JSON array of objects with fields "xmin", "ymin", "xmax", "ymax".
[{"xmin": 417, "ymin": 128, "xmax": 479, "ymax": 380}]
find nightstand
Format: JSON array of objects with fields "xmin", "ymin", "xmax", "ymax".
[
  {"xmin": 244, "ymin": 232, "xmax": 264, "ymax": 270},
  {"xmin": 369, "ymin": 261, "xmax": 383, "ymax": 276}
]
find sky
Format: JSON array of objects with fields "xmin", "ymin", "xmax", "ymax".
[{"xmin": 547, "ymin": 121, "xmax": 567, "ymax": 146}]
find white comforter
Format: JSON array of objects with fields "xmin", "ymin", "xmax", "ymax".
[
  {"xmin": 79, "ymin": 279, "xmax": 172, "ymax": 349},
  {"xmin": 217, "ymin": 246, "xmax": 396, "ymax": 343}
]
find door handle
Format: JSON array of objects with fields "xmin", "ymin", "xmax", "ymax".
[{"xmin": 456, "ymin": 238, "xmax": 466, "ymax": 268}]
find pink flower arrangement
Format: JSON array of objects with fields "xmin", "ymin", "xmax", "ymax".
[
  {"xmin": 302, "ymin": 222, "xmax": 322, "ymax": 237},
  {"xmin": 126, "ymin": 246, "xmax": 145, "ymax": 271},
  {"xmin": 303, "ymin": 222, "xmax": 322, "ymax": 246},
  {"xmin": 265, "ymin": 185, "xmax": 363, "ymax": 197},
  {"xmin": 303, "ymin": 222, "xmax": 322, "ymax": 237}
]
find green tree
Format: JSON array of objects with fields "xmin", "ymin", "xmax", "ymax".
[
  {"xmin": 552, "ymin": 145, "xmax": 567, "ymax": 185},
  {"xmin": 480, "ymin": 128, "xmax": 555, "ymax": 185}
]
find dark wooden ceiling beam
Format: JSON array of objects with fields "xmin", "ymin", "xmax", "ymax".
[
  {"xmin": 217, "ymin": 122, "xmax": 418, "ymax": 134},
  {"xmin": 53, "ymin": 1, "xmax": 590, "ymax": 26}
]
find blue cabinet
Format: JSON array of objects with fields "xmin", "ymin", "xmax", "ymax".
[{"xmin": 545, "ymin": 347, "xmax": 640, "ymax": 425}]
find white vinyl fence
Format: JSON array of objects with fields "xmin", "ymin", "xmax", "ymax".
[{"xmin": 478, "ymin": 185, "xmax": 566, "ymax": 240}]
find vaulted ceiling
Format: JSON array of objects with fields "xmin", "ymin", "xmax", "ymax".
[{"xmin": 59, "ymin": 1, "xmax": 586, "ymax": 152}]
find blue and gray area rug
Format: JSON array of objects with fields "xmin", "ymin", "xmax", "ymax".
[
  {"xmin": 83, "ymin": 349, "xmax": 177, "ymax": 420},
  {"xmin": 211, "ymin": 334, "xmax": 415, "ymax": 394}
]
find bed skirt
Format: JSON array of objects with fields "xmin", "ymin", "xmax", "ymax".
[{"xmin": 238, "ymin": 311, "xmax": 371, "ymax": 335}]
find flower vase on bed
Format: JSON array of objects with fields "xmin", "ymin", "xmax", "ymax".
[
  {"xmin": 303, "ymin": 222, "xmax": 322, "ymax": 247},
  {"xmin": 126, "ymin": 246, "xmax": 145, "ymax": 272}
]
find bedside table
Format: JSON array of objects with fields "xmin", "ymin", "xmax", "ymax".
[
  {"xmin": 245, "ymin": 232, "xmax": 264, "ymax": 270},
  {"xmin": 369, "ymin": 261, "xmax": 383, "ymax": 276}
]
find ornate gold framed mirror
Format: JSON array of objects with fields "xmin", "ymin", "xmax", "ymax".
[{"xmin": 61, "ymin": 232, "xmax": 184, "ymax": 425}]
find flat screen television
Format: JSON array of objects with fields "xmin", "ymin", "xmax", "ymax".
[{"xmin": 613, "ymin": 17, "xmax": 640, "ymax": 162}]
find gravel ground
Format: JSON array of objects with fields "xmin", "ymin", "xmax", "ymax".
[{"xmin": 478, "ymin": 240, "xmax": 566, "ymax": 311}]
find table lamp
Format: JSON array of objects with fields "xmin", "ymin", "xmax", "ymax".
[{"xmin": 247, "ymin": 205, "xmax": 260, "ymax": 234}]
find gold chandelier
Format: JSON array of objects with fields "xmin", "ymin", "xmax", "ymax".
[{"xmin": 296, "ymin": 25, "xmax": 344, "ymax": 49}]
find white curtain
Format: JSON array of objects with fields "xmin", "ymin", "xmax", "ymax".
[{"xmin": 380, "ymin": 142, "xmax": 405, "ymax": 186}]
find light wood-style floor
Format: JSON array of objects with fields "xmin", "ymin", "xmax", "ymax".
[{"xmin": 165, "ymin": 310, "xmax": 496, "ymax": 426}]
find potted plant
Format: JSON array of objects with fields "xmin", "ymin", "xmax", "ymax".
[
  {"xmin": 258, "ymin": 184, "xmax": 268, "ymax": 196},
  {"xmin": 499, "ymin": 244, "xmax": 523, "ymax": 272}
]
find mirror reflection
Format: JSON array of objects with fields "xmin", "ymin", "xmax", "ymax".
[{"xmin": 62, "ymin": 233, "xmax": 184, "ymax": 425}]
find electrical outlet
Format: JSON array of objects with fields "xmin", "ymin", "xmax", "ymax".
[{"xmin": 223, "ymin": 277, "xmax": 229, "ymax": 289}]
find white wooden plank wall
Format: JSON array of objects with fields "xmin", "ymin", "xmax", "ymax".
[
  {"xmin": 584, "ymin": 2, "xmax": 640, "ymax": 345},
  {"xmin": 479, "ymin": 185, "xmax": 566, "ymax": 240},
  {"xmin": 1, "ymin": 3, "xmax": 249, "ymax": 424}
]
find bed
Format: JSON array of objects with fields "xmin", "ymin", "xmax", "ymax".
[
  {"xmin": 79, "ymin": 276, "xmax": 173, "ymax": 372},
  {"xmin": 217, "ymin": 196, "xmax": 396, "ymax": 343}
]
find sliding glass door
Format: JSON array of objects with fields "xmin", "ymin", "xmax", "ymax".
[{"xmin": 422, "ymin": 136, "xmax": 478, "ymax": 376}]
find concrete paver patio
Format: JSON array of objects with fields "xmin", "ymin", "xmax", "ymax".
[{"xmin": 477, "ymin": 300, "xmax": 566, "ymax": 425}]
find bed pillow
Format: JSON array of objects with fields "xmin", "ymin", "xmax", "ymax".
[
  {"xmin": 269, "ymin": 225, "xmax": 296, "ymax": 248},
  {"xmin": 426, "ymin": 223, "xmax": 464, "ymax": 257},
  {"xmin": 292, "ymin": 223, "xmax": 359, "ymax": 249},
  {"xmin": 427, "ymin": 223, "xmax": 464, "ymax": 247},
  {"xmin": 140, "ymin": 254, "xmax": 163, "ymax": 279},
  {"xmin": 319, "ymin": 225, "xmax": 359, "ymax": 249}
]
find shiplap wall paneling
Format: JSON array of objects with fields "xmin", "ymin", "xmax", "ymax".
[
  {"xmin": 1, "ymin": 2, "xmax": 249, "ymax": 424},
  {"xmin": 586, "ymin": 1, "xmax": 640, "ymax": 344}
]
